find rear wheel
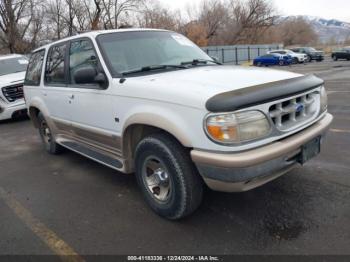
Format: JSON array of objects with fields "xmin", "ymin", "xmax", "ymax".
[
  {"xmin": 279, "ymin": 60, "xmax": 284, "ymax": 66},
  {"xmin": 38, "ymin": 112, "xmax": 63, "ymax": 154},
  {"xmin": 332, "ymin": 55, "xmax": 338, "ymax": 61},
  {"xmin": 135, "ymin": 133, "xmax": 203, "ymax": 220},
  {"xmin": 292, "ymin": 57, "xmax": 299, "ymax": 64}
]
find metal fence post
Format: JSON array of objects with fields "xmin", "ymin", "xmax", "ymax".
[
  {"xmin": 248, "ymin": 46, "xmax": 251, "ymax": 62},
  {"xmin": 235, "ymin": 47, "xmax": 238, "ymax": 65},
  {"xmin": 221, "ymin": 48, "xmax": 225, "ymax": 63}
]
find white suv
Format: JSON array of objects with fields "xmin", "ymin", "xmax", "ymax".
[
  {"xmin": 24, "ymin": 29, "xmax": 333, "ymax": 219},
  {"xmin": 268, "ymin": 49, "xmax": 308, "ymax": 64},
  {"xmin": 0, "ymin": 54, "xmax": 28, "ymax": 120}
]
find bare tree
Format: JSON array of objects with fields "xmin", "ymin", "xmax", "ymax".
[
  {"xmin": 270, "ymin": 17, "xmax": 318, "ymax": 46},
  {"xmin": 197, "ymin": 0, "xmax": 226, "ymax": 42},
  {"xmin": 0, "ymin": 0, "xmax": 43, "ymax": 53},
  {"xmin": 138, "ymin": 2, "xmax": 182, "ymax": 31},
  {"xmin": 223, "ymin": 0, "xmax": 277, "ymax": 44},
  {"xmin": 102, "ymin": 0, "xmax": 143, "ymax": 29},
  {"xmin": 47, "ymin": 0, "xmax": 65, "ymax": 39}
]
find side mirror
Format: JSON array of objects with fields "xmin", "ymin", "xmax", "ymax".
[{"xmin": 73, "ymin": 66, "xmax": 107, "ymax": 86}]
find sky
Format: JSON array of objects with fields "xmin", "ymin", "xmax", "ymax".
[{"xmin": 163, "ymin": 0, "xmax": 350, "ymax": 22}]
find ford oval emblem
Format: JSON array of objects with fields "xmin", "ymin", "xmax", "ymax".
[{"xmin": 296, "ymin": 104, "xmax": 304, "ymax": 113}]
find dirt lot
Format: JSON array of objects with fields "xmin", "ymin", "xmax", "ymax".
[{"xmin": 0, "ymin": 58, "xmax": 349, "ymax": 258}]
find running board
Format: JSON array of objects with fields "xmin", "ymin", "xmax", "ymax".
[{"xmin": 58, "ymin": 140, "xmax": 123, "ymax": 170}]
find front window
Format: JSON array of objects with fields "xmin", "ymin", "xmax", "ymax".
[
  {"xmin": 97, "ymin": 31, "xmax": 213, "ymax": 75},
  {"xmin": 45, "ymin": 43, "xmax": 67, "ymax": 84},
  {"xmin": 0, "ymin": 57, "xmax": 28, "ymax": 76},
  {"xmin": 69, "ymin": 39, "xmax": 98, "ymax": 84}
]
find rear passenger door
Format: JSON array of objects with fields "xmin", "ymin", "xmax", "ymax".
[
  {"xmin": 67, "ymin": 38, "xmax": 120, "ymax": 151},
  {"xmin": 43, "ymin": 42, "xmax": 73, "ymax": 134}
]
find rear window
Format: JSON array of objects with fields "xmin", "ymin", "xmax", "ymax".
[
  {"xmin": 0, "ymin": 57, "xmax": 28, "ymax": 76},
  {"xmin": 25, "ymin": 50, "xmax": 45, "ymax": 86}
]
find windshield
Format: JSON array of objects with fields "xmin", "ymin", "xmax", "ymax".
[
  {"xmin": 0, "ymin": 57, "xmax": 28, "ymax": 76},
  {"xmin": 97, "ymin": 31, "xmax": 213, "ymax": 75},
  {"xmin": 305, "ymin": 47, "xmax": 316, "ymax": 52}
]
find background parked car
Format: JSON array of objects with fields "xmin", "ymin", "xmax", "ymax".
[
  {"xmin": 253, "ymin": 53, "xmax": 292, "ymax": 67},
  {"xmin": 267, "ymin": 49, "xmax": 307, "ymax": 64},
  {"xmin": 290, "ymin": 47, "xmax": 324, "ymax": 62},
  {"xmin": 0, "ymin": 54, "xmax": 28, "ymax": 121},
  {"xmin": 331, "ymin": 47, "xmax": 350, "ymax": 61}
]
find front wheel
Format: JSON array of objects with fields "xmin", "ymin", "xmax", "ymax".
[
  {"xmin": 292, "ymin": 57, "xmax": 299, "ymax": 64},
  {"xmin": 38, "ymin": 112, "xmax": 63, "ymax": 154},
  {"xmin": 135, "ymin": 133, "xmax": 203, "ymax": 220},
  {"xmin": 279, "ymin": 60, "xmax": 284, "ymax": 66},
  {"xmin": 332, "ymin": 56, "xmax": 338, "ymax": 61}
]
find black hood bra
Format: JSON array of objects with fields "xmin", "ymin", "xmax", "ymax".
[{"xmin": 205, "ymin": 74, "xmax": 324, "ymax": 113}]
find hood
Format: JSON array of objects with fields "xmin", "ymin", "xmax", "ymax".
[
  {"xmin": 118, "ymin": 65, "xmax": 302, "ymax": 110},
  {"xmin": 0, "ymin": 71, "xmax": 25, "ymax": 87},
  {"xmin": 312, "ymin": 51, "xmax": 324, "ymax": 55}
]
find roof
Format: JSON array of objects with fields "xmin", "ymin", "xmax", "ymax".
[{"xmin": 33, "ymin": 28, "xmax": 169, "ymax": 53}]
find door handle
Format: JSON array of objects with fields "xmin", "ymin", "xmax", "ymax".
[{"xmin": 69, "ymin": 94, "xmax": 75, "ymax": 99}]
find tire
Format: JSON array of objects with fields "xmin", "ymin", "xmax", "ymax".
[
  {"xmin": 134, "ymin": 133, "xmax": 203, "ymax": 220},
  {"xmin": 257, "ymin": 62, "xmax": 262, "ymax": 67},
  {"xmin": 292, "ymin": 57, "xmax": 299, "ymax": 64},
  {"xmin": 37, "ymin": 112, "xmax": 63, "ymax": 154},
  {"xmin": 306, "ymin": 55, "xmax": 312, "ymax": 62},
  {"xmin": 279, "ymin": 60, "xmax": 284, "ymax": 66}
]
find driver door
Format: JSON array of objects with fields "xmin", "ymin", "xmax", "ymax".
[{"xmin": 67, "ymin": 38, "xmax": 120, "ymax": 151}]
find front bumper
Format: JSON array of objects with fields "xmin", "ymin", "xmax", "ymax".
[
  {"xmin": 0, "ymin": 100, "xmax": 26, "ymax": 120},
  {"xmin": 191, "ymin": 113, "xmax": 333, "ymax": 192}
]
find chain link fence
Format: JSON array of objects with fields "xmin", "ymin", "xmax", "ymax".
[{"xmin": 202, "ymin": 44, "xmax": 284, "ymax": 64}]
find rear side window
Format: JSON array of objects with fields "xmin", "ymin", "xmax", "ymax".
[
  {"xmin": 69, "ymin": 39, "xmax": 98, "ymax": 84},
  {"xmin": 45, "ymin": 43, "xmax": 67, "ymax": 85},
  {"xmin": 25, "ymin": 50, "xmax": 45, "ymax": 86}
]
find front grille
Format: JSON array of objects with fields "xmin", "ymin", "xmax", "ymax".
[
  {"xmin": 2, "ymin": 84, "xmax": 24, "ymax": 102},
  {"xmin": 269, "ymin": 91, "xmax": 319, "ymax": 131}
]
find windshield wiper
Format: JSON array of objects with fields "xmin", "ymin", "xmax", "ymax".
[
  {"xmin": 122, "ymin": 65, "xmax": 187, "ymax": 76},
  {"xmin": 181, "ymin": 59, "xmax": 222, "ymax": 66}
]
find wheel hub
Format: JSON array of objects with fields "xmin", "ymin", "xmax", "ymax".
[
  {"xmin": 41, "ymin": 122, "xmax": 51, "ymax": 144},
  {"xmin": 143, "ymin": 157, "xmax": 171, "ymax": 202}
]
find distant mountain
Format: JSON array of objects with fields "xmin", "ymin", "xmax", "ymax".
[{"xmin": 280, "ymin": 16, "xmax": 350, "ymax": 43}]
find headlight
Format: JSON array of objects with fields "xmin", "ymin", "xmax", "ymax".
[
  {"xmin": 320, "ymin": 86, "xmax": 328, "ymax": 112},
  {"xmin": 205, "ymin": 110, "xmax": 271, "ymax": 144}
]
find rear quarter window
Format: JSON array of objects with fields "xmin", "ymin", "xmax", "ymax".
[{"xmin": 24, "ymin": 50, "xmax": 45, "ymax": 86}]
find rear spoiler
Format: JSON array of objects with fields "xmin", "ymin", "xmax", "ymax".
[{"xmin": 205, "ymin": 74, "xmax": 324, "ymax": 113}]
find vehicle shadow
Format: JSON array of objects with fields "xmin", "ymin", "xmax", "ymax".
[
  {"xmin": 0, "ymin": 115, "xmax": 29, "ymax": 125},
  {"xmin": 80, "ymin": 150, "xmax": 315, "ymax": 245}
]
